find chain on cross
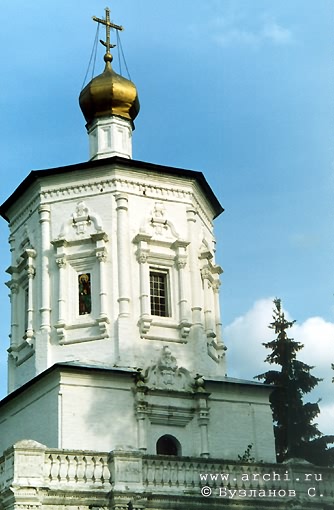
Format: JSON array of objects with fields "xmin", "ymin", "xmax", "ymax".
[{"xmin": 92, "ymin": 7, "xmax": 123, "ymax": 60}]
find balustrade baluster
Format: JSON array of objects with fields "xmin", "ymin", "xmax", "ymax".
[
  {"xmin": 48, "ymin": 454, "xmax": 57, "ymax": 482},
  {"xmin": 146, "ymin": 459, "xmax": 154, "ymax": 488},
  {"xmin": 82, "ymin": 456, "xmax": 88, "ymax": 482},
  {"xmin": 66, "ymin": 455, "xmax": 77, "ymax": 482},
  {"xmin": 94, "ymin": 457, "xmax": 103, "ymax": 484},
  {"xmin": 162, "ymin": 460, "xmax": 169, "ymax": 486},
  {"xmin": 76, "ymin": 456, "xmax": 85, "ymax": 483},
  {"xmin": 170, "ymin": 460, "xmax": 177, "ymax": 486},
  {"xmin": 58, "ymin": 454, "xmax": 67, "ymax": 482},
  {"xmin": 85, "ymin": 456, "xmax": 94, "ymax": 482},
  {"xmin": 185, "ymin": 461, "xmax": 192, "ymax": 487}
]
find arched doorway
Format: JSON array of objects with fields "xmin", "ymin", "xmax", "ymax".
[{"xmin": 156, "ymin": 435, "xmax": 181, "ymax": 456}]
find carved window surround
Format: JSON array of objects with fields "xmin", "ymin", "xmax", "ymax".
[
  {"xmin": 199, "ymin": 250, "xmax": 225, "ymax": 363},
  {"xmin": 134, "ymin": 346, "xmax": 211, "ymax": 456},
  {"xmin": 134, "ymin": 233, "xmax": 191, "ymax": 342},
  {"xmin": 137, "ymin": 396, "xmax": 196, "ymax": 427},
  {"xmin": 52, "ymin": 233, "xmax": 109, "ymax": 345},
  {"xmin": 6, "ymin": 248, "xmax": 36, "ymax": 366}
]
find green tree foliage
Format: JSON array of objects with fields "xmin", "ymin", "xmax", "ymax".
[{"xmin": 256, "ymin": 298, "xmax": 334, "ymax": 466}]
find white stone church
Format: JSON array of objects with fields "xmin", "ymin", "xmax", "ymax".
[{"xmin": 0, "ymin": 8, "xmax": 332, "ymax": 510}]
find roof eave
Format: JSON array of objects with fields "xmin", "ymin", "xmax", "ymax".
[{"xmin": 0, "ymin": 156, "xmax": 224, "ymax": 222}]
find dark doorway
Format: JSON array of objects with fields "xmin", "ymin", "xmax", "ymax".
[{"xmin": 156, "ymin": 435, "xmax": 181, "ymax": 456}]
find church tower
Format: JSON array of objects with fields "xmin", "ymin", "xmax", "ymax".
[
  {"xmin": 0, "ymin": 7, "xmax": 275, "ymax": 464},
  {"xmin": 0, "ymin": 10, "xmax": 332, "ymax": 510},
  {"xmin": 2, "ymin": 8, "xmax": 226, "ymax": 395}
]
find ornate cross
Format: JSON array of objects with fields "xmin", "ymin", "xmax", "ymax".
[{"xmin": 92, "ymin": 7, "xmax": 123, "ymax": 57}]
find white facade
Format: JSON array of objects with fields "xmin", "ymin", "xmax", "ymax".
[
  {"xmin": 0, "ymin": 154, "xmax": 279, "ymax": 466},
  {"xmin": 88, "ymin": 116, "xmax": 134, "ymax": 160},
  {"xmin": 0, "ymin": 363, "xmax": 276, "ymax": 462},
  {"xmin": 4, "ymin": 158, "xmax": 225, "ymax": 393}
]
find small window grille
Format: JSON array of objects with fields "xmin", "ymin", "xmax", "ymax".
[
  {"xmin": 150, "ymin": 270, "xmax": 169, "ymax": 317},
  {"xmin": 78, "ymin": 273, "xmax": 92, "ymax": 315}
]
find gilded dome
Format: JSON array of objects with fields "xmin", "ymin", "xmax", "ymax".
[{"xmin": 79, "ymin": 59, "xmax": 140, "ymax": 127}]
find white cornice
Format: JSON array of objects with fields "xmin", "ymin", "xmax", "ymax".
[{"xmin": 9, "ymin": 174, "xmax": 214, "ymax": 232}]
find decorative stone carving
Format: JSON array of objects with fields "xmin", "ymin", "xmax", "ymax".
[
  {"xmin": 8, "ymin": 281, "xmax": 19, "ymax": 295},
  {"xmin": 73, "ymin": 201, "xmax": 91, "ymax": 234},
  {"xmin": 56, "ymin": 257, "xmax": 66, "ymax": 269},
  {"xmin": 194, "ymin": 373, "xmax": 206, "ymax": 393},
  {"xmin": 139, "ymin": 201, "xmax": 180, "ymax": 240},
  {"xmin": 201, "ymin": 266, "xmax": 212, "ymax": 282},
  {"xmin": 19, "ymin": 224, "xmax": 34, "ymax": 254},
  {"xmin": 144, "ymin": 346, "xmax": 193, "ymax": 392},
  {"xmin": 211, "ymin": 279, "xmax": 221, "ymax": 293},
  {"xmin": 151, "ymin": 202, "xmax": 168, "ymax": 236},
  {"xmin": 58, "ymin": 201, "xmax": 104, "ymax": 240},
  {"xmin": 97, "ymin": 316, "xmax": 109, "ymax": 336},
  {"xmin": 138, "ymin": 317, "xmax": 152, "ymax": 335},
  {"xmin": 27, "ymin": 266, "xmax": 36, "ymax": 279},
  {"xmin": 136, "ymin": 250, "xmax": 149, "ymax": 264},
  {"xmin": 96, "ymin": 250, "xmax": 107, "ymax": 263},
  {"xmin": 217, "ymin": 342, "xmax": 228, "ymax": 360},
  {"xmin": 54, "ymin": 323, "xmax": 66, "ymax": 342},
  {"xmin": 133, "ymin": 369, "xmax": 146, "ymax": 387},
  {"xmin": 176, "ymin": 257, "xmax": 187, "ymax": 270},
  {"xmin": 179, "ymin": 320, "xmax": 191, "ymax": 339}
]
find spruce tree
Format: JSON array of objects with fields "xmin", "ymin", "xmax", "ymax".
[{"xmin": 256, "ymin": 298, "xmax": 334, "ymax": 465}]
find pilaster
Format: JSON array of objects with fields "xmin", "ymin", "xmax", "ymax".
[
  {"xmin": 135, "ymin": 233, "xmax": 152, "ymax": 335},
  {"xmin": 38, "ymin": 204, "xmax": 51, "ymax": 332},
  {"xmin": 173, "ymin": 240, "xmax": 191, "ymax": 338},
  {"xmin": 115, "ymin": 193, "xmax": 131, "ymax": 317},
  {"xmin": 55, "ymin": 247, "xmax": 67, "ymax": 337},
  {"xmin": 186, "ymin": 207, "xmax": 203, "ymax": 326}
]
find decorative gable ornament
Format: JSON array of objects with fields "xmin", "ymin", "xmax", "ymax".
[
  {"xmin": 143, "ymin": 346, "xmax": 193, "ymax": 392},
  {"xmin": 140, "ymin": 201, "xmax": 180, "ymax": 241},
  {"xmin": 58, "ymin": 201, "xmax": 104, "ymax": 241}
]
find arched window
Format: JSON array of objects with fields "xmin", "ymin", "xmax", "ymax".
[{"xmin": 156, "ymin": 435, "xmax": 181, "ymax": 456}]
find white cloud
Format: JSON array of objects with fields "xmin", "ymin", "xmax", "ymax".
[
  {"xmin": 262, "ymin": 20, "xmax": 293, "ymax": 45},
  {"xmin": 212, "ymin": 16, "xmax": 260, "ymax": 48},
  {"xmin": 209, "ymin": 12, "xmax": 293, "ymax": 48},
  {"xmin": 224, "ymin": 298, "xmax": 275, "ymax": 379},
  {"xmin": 294, "ymin": 317, "xmax": 334, "ymax": 370},
  {"xmin": 224, "ymin": 298, "xmax": 334, "ymax": 434}
]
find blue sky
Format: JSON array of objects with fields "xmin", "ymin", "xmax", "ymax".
[{"xmin": 0, "ymin": 1, "xmax": 333, "ymax": 431}]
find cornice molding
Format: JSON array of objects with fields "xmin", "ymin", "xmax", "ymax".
[{"xmin": 9, "ymin": 175, "xmax": 214, "ymax": 232}]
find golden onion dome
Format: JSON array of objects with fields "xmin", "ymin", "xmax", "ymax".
[{"xmin": 79, "ymin": 53, "xmax": 140, "ymax": 127}]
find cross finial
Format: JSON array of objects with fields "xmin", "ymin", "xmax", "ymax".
[{"xmin": 92, "ymin": 7, "xmax": 123, "ymax": 65}]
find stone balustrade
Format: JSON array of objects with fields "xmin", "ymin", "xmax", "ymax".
[
  {"xmin": 0, "ymin": 441, "xmax": 333, "ymax": 508},
  {"xmin": 142, "ymin": 455, "xmax": 334, "ymax": 499},
  {"xmin": 46, "ymin": 450, "xmax": 110, "ymax": 486}
]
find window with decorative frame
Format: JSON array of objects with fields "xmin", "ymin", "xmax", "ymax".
[
  {"xmin": 78, "ymin": 272, "xmax": 92, "ymax": 315},
  {"xmin": 134, "ymin": 225, "xmax": 191, "ymax": 340},
  {"xmin": 149, "ymin": 268, "xmax": 170, "ymax": 317},
  {"xmin": 52, "ymin": 201, "xmax": 109, "ymax": 344}
]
